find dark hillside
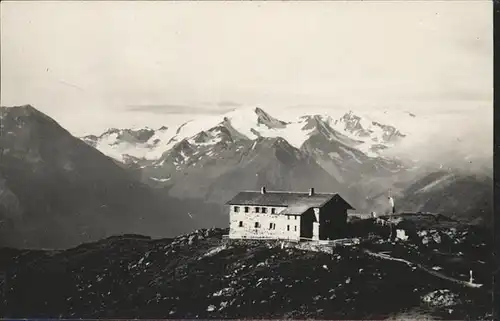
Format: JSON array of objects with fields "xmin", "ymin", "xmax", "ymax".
[
  {"xmin": 0, "ymin": 221, "xmax": 492, "ymax": 320},
  {"xmin": 0, "ymin": 105, "xmax": 196, "ymax": 249}
]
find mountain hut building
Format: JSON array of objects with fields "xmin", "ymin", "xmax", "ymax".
[{"xmin": 226, "ymin": 187, "xmax": 354, "ymax": 241}]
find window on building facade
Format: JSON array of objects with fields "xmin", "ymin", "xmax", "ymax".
[
  {"xmin": 255, "ymin": 207, "xmax": 260, "ymax": 213},
  {"xmin": 294, "ymin": 215, "xmax": 297, "ymax": 220},
  {"xmin": 287, "ymin": 215, "xmax": 290, "ymax": 220},
  {"xmin": 238, "ymin": 221, "xmax": 243, "ymax": 227},
  {"xmin": 255, "ymin": 222, "xmax": 260, "ymax": 228},
  {"xmin": 271, "ymin": 208, "xmax": 276, "ymax": 214},
  {"xmin": 294, "ymin": 226, "xmax": 297, "ymax": 231},
  {"xmin": 262, "ymin": 207, "xmax": 267, "ymax": 214},
  {"xmin": 234, "ymin": 206, "xmax": 240, "ymax": 212},
  {"xmin": 269, "ymin": 222, "xmax": 273, "ymax": 229},
  {"xmin": 244, "ymin": 206, "xmax": 249, "ymax": 213},
  {"xmin": 287, "ymin": 225, "xmax": 290, "ymax": 231}
]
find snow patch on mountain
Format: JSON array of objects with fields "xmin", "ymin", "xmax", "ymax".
[
  {"xmin": 414, "ymin": 173, "xmax": 455, "ymax": 194},
  {"xmin": 320, "ymin": 112, "xmax": 406, "ymax": 155},
  {"xmin": 150, "ymin": 177, "xmax": 171, "ymax": 182},
  {"xmin": 218, "ymin": 107, "xmax": 312, "ymax": 148},
  {"xmin": 94, "ymin": 133, "xmax": 152, "ymax": 162}
]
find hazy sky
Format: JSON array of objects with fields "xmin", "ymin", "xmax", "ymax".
[{"xmin": 1, "ymin": 1, "xmax": 492, "ymax": 135}]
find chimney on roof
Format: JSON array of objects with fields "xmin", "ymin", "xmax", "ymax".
[
  {"xmin": 309, "ymin": 188, "xmax": 315, "ymax": 196},
  {"xmin": 261, "ymin": 186, "xmax": 266, "ymax": 194}
]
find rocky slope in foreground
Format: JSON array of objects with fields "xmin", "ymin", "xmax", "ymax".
[{"xmin": 0, "ymin": 216, "xmax": 493, "ymax": 320}]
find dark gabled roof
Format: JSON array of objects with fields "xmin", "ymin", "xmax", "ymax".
[
  {"xmin": 280, "ymin": 204, "xmax": 313, "ymax": 215},
  {"xmin": 225, "ymin": 191, "xmax": 337, "ymax": 208}
]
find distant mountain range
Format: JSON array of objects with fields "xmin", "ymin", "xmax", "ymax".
[
  {"xmin": 82, "ymin": 106, "xmax": 492, "ymax": 220},
  {"xmin": 0, "ymin": 105, "xmax": 492, "ymax": 248},
  {"xmin": 82, "ymin": 107, "xmax": 415, "ymax": 209},
  {"xmin": 82, "ymin": 107, "xmax": 407, "ymax": 164}
]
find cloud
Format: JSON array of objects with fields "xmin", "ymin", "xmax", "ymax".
[
  {"xmin": 400, "ymin": 89, "xmax": 492, "ymax": 104},
  {"xmin": 126, "ymin": 104, "xmax": 235, "ymax": 115},
  {"xmin": 381, "ymin": 112, "xmax": 493, "ymax": 175},
  {"xmin": 217, "ymin": 101, "xmax": 242, "ymax": 108},
  {"xmin": 1, "ymin": 1, "xmax": 491, "ymax": 136}
]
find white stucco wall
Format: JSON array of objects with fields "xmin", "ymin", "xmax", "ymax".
[{"xmin": 228, "ymin": 205, "xmax": 301, "ymax": 241}]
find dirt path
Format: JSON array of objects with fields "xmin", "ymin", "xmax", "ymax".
[{"xmin": 362, "ymin": 249, "xmax": 483, "ymax": 289}]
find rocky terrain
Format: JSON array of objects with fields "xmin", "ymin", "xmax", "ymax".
[{"xmin": 0, "ymin": 215, "xmax": 493, "ymax": 320}]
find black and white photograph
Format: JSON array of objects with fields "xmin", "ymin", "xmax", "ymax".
[{"xmin": 0, "ymin": 1, "xmax": 494, "ymax": 320}]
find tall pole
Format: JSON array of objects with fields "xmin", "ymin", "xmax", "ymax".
[
  {"xmin": 388, "ymin": 189, "xmax": 395, "ymax": 215},
  {"xmin": 388, "ymin": 189, "xmax": 395, "ymax": 241}
]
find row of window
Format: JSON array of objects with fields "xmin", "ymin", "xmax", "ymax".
[
  {"xmin": 233, "ymin": 206, "xmax": 299, "ymax": 220},
  {"xmin": 237, "ymin": 221, "xmax": 297, "ymax": 231},
  {"xmin": 234, "ymin": 206, "xmax": 276, "ymax": 214}
]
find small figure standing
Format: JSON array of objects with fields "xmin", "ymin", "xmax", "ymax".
[{"xmin": 469, "ymin": 270, "xmax": 474, "ymax": 284}]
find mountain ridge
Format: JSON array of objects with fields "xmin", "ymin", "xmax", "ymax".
[
  {"xmin": 77, "ymin": 106, "xmax": 491, "ymax": 221},
  {"xmin": 80, "ymin": 107, "xmax": 412, "ymax": 212},
  {"xmin": 81, "ymin": 107, "xmax": 406, "ymax": 164},
  {"xmin": 0, "ymin": 105, "xmax": 492, "ymax": 249},
  {"xmin": 0, "ymin": 105, "xmax": 207, "ymax": 249}
]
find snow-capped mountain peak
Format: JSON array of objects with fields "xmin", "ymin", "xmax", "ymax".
[
  {"xmin": 300, "ymin": 115, "xmax": 362, "ymax": 146},
  {"xmin": 338, "ymin": 111, "xmax": 372, "ymax": 137},
  {"xmin": 254, "ymin": 107, "xmax": 289, "ymax": 129},
  {"xmin": 80, "ymin": 106, "xmax": 408, "ymax": 164},
  {"xmin": 333, "ymin": 111, "xmax": 405, "ymax": 144}
]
